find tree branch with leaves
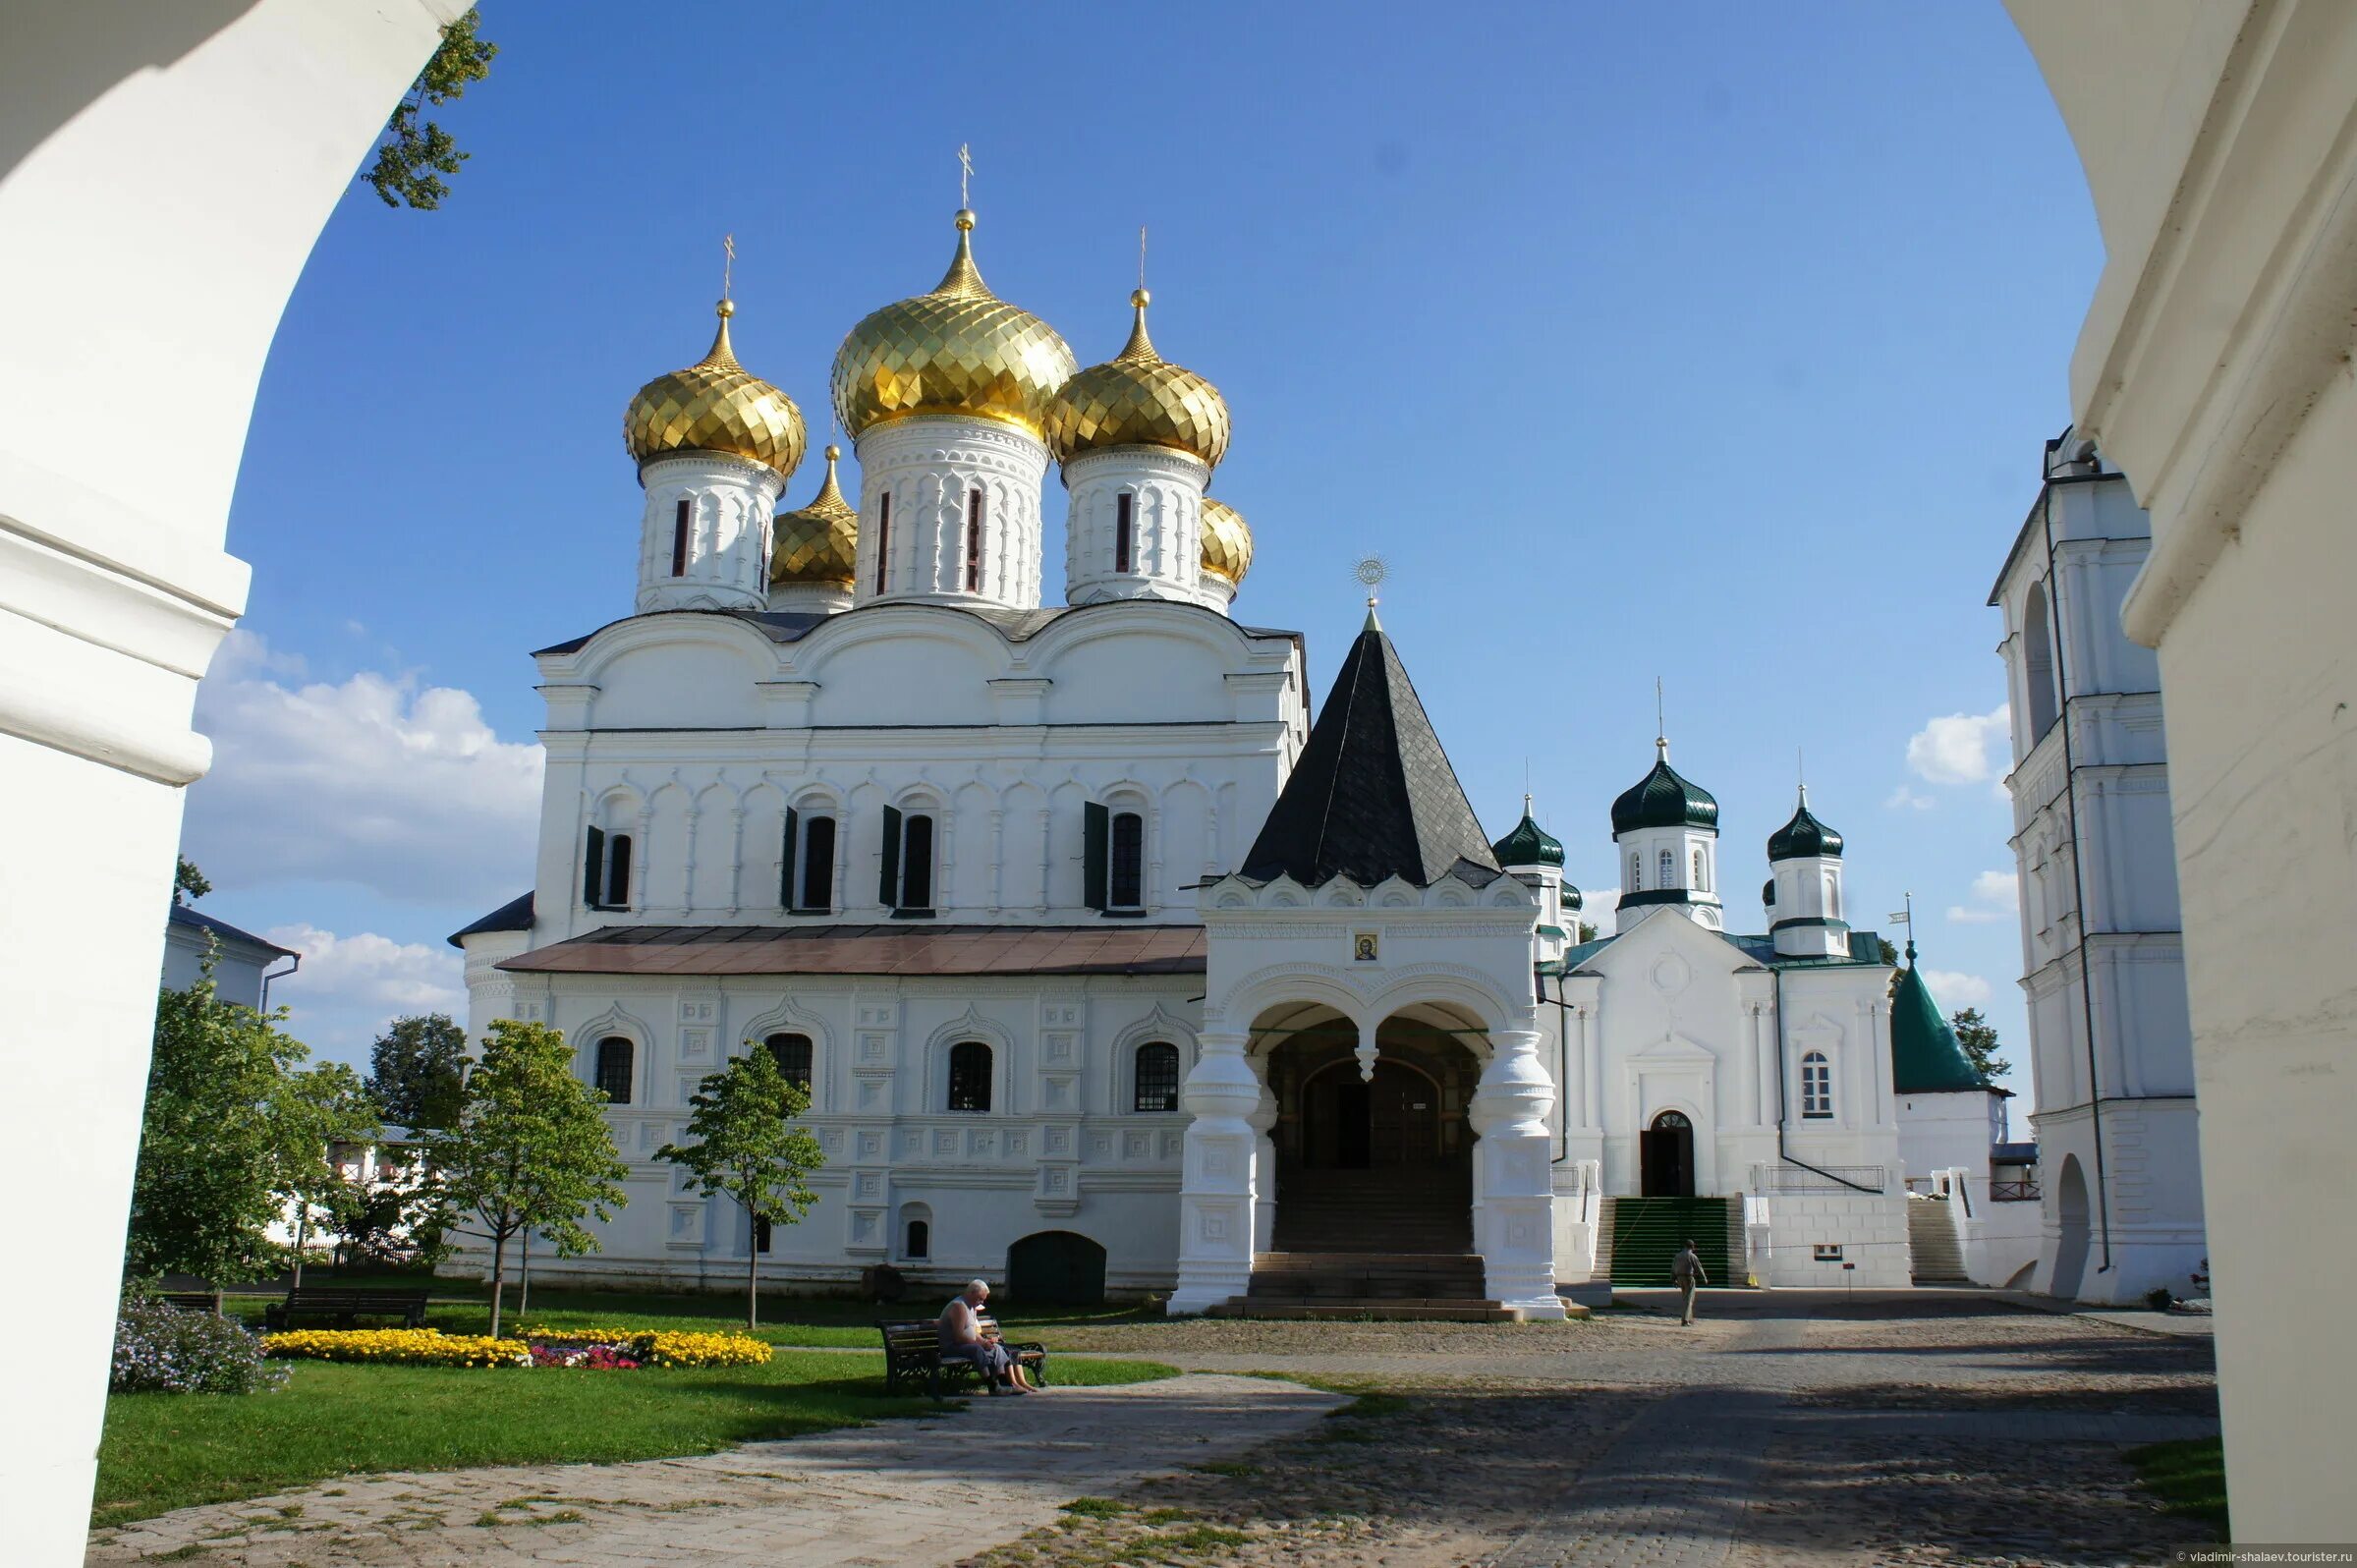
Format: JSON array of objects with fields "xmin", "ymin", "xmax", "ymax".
[
  {"xmin": 365, "ymin": 8, "xmax": 496, "ymax": 210},
  {"xmin": 657, "ymin": 1047, "xmax": 825, "ymax": 1329}
]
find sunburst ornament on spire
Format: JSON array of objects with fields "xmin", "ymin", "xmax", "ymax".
[{"xmin": 1355, "ymin": 554, "xmax": 1387, "ymax": 631}]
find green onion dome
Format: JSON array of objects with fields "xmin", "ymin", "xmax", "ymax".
[
  {"xmin": 1610, "ymin": 742, "xmax": 1719, "ymax": 834},
  {"xmin": 1767, "ymin": 789, "xmax": 1844, "ymax": 862},
  {"xmin": 1491, "ymin": 803, "xmax": 1565, "ymax": 868}
]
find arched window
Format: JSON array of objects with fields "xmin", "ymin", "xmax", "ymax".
[
  {"xmin": 1801, "ymin": 1051, "xmax": 1832, "ymax": 1119},
  {"xmin": 793, "ymin": 813, "xmax": 836, "ymax": 911},
  {"xmin": 2023, "ymin": 580, "xmax": 2060, "ymax": 740},
  {"xmin": 946, "ymin": 1040, "xmax": 992, "ymax": 1112},
  {"xmin": 881, "ymin": 807, "xmax": 935, "ymax": 913},
  {"xmin": 764, "ymin": 1032, "xmax": 814, "ymax": 1094},
  {"xmin": 906, "ymin": 1217, "xmax": 930, "ymax": 1259},
  {"xmin": 1823, "ymin": 870, "xmax": 1841, "ymax": 918},
  {"xmin": 670, "ymin": 496, "xmax": 691, "ymax": 577},
  {"xmin": 1114, "ymin": 491, "xmax": 1135, "ymax": 574},
  {"xmin": 1658, "ymin": 848, "xmax": 1675, "ymax": 888},
  {"xmin": 584, "ymin": 826, "xmax": 633, "ymax": 911},
  {"xmin": 873, "ymin": 491, "xmax": 892, "ymax": 594},
  {"xmin": 965, "ymin": 487, "xmax": 984, "ymax": 591},
  {"xmin": 1629, "ymin": 852, "xmax": 1642, "ymax": 891},
  {"xmin": 1109, "ymin": 812, "xmax": 1145, "ymax": 910},
  {"xmin": 1692, "ymin": 847, "xmax": 1709, "ymax": 892},
  {"xmin": 595, "ymin": 1036, "xmax": 634, "ymax": 1104},
  {"xmin": 1133, "ymin": 1041, "xmax": 1181, "ymax": 1112}
]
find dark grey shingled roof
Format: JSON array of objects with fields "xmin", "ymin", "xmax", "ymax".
[
  {"xmin": 533, "ymin": 601, "xmax": 1301, "ymax": 659},
  {"xmin": 447, "ymin": 891, "xmax": 534, "ymax": 948},
  {"xmin": 168, "ymin": 902, "xmax": 296, "ymax": 957},
  {"xmin": 1239, "ymin": 619, "xmax": 1501, "ymax": 888}
]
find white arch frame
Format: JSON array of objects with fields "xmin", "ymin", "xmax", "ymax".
[{"xmin": 926, "ymin": 1005, "xmax": 1013, "ymax": 1114}]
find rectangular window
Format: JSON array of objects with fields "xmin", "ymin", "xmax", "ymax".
[
  {"xmin": 1110, "ymin": 812, "xmax": 1145, "ymax": 909},
  {"xmin": 1115, "ymin": 492, "xmax": 1134, "ymax": 574},
  {"xmin": 1813, "ymin": 1243, "xmax": 1843, "ymax": 1262},
  {"xmin": 800, "ymin": 815, "xmax": 836, "ymax": 911},
  {"xmin": 901, "ymin": 812, "xmax": 934, "ymax": 910},
  {"xmin": 604, "ymin": 834, "xmax": 633, "ymax": 909},
  {"xmin": 874, "ymin": 492, "xmax": 890, "ymax": 593},
  {"xmin": 965, "ymin": 488, "xmax": 983, "ymax": 591},
  {"xmin": 671, "ymin": 497, "xmax": 691, "ymax": 577}
]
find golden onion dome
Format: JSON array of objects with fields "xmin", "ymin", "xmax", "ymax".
[
  {"xmin": 1046, "ymin": 289, "xmax": 1231, "ymax": 469},
  {"xmin": 1201, "ymin": 496, "xmax": 1254, "ymax": 588},
  {"xmin": 624, "ymin": 300, "xmax": 807, "ymax": 479},
  {"xmin": 771, "ymin": 443, "xmax": 859, "ymax": 587},
  {"xmin": 830, "ymin": 209, "xmax": 1077, "ymax": 440}
]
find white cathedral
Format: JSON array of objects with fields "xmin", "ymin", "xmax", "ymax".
[{"xmin": 455, "ymin": 205, "xmax": 1992, "ymax": 1316}]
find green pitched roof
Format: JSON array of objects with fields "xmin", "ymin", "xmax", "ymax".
[
  {"xmin": 1767, "ymin": 789, "xmax": 1843, "ymax": 862},
  {"xmin": 1610, "ymin": 742, "xmax": 1719, "ymax": 834},
  {"xmin": 1890, "ymin": 962, "xmax": 1988, "ymax": 1093},
  {"xmin": 1492, "ymin": 809, "xmax": 1565, "ymax": 868}
]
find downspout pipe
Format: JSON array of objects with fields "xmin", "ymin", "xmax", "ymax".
[
  {"xmin": 260, "ymin": 950, "xmax": 301, "ymax": 1014},
  {"xmin": 1772, "ymin": 966, "xmax": 1880, "ymax": 1195},
  {"xmin": 2039, "ymin": 441, "xmax": 2115, "ymax": 1277},
  {"xmin": 1543, "ymin": 965, "xmax": 1573, "ymax": 1164}
]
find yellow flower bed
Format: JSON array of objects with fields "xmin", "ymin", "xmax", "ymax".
[
  {"xmin": 262, "ymin": 1328, "xmax": 529, "ymax": 1368},
  {"xmin": 638, "ymin": 1330, "xmax": 770, "ymax": 1369}
]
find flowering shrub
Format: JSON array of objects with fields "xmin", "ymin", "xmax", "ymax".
[
  {"xmin": 530, "ymin": 1343, "xmax": 641, "ymax": 1370},
  {"xmin": 262, "ymin": 1328, "xmax": 529, "ymax": 1367},
  {"xmin": 112, "ymin": 1290, "xmax": 288, "ymax": 1395}
]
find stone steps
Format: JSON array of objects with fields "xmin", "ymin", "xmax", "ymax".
[
  {"xmin": 1208, "ymin": 1298, "xmax": 1525, "ymax": 1322},
  {"xmin": 1908, "ymin": 1196, "xmax": 1969, "ymax": 1283}
]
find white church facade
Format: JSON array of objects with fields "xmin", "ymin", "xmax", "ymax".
[{"xmin": 456, "ymin": 205, "xmax": 1956, "ymax": 1312}]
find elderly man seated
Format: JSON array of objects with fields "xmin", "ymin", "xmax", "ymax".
[{"xmin": 938, "ymin": 1279, "xmax": 1040, "ymax": 1395}]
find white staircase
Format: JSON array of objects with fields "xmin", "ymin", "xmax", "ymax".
[{"xmin": 1907, "ymin": 1195, "xmax": 1969, "ymax": 1284}]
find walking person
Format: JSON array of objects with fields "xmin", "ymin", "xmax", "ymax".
[{"xmin": 1672, "ymin": 1238, "xmax": 1708, "ymax": 1325}]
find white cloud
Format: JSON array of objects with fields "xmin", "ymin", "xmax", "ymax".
[
  {"xmin": 1905, "ymin": 703, "xmax": 2010, "ymax": 786},
  {"xmin": 1947, "ymin": 868, "xmax": 2021, "ymax": 924},
  {"xmin": 1921, "ymin": 969, "xmax": 1993, "ymax": 1008},
  {"xmin": 1570, "ymin": 886, "xmax": 1619, "ymax": 933},
  {"xmin": 263, "ymin": 923, "xmax": 466, "ymax": 1065},
  {"xmin": 1884, "ymin": 784, "xmax": 1936, "ymax": 812},
  {"xmin": 185, "ymin": 632, "xmax": 542, "ymax": 904}
]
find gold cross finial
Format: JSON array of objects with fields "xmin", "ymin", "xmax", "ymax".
[
  {"xmin": 958, "ymin": 143, "xmax": 973, "ymax": 207},
  {"xmin": 1139, "ymin": 224, "xmax": 1149, "ymax": 293},
  {"xmin": 721, "ymin": 233, "xmax": 735, "ymax": 299},
  {"xmin": 1655, "ymin": 677, "xmax": 1667, "ymax": 756}
]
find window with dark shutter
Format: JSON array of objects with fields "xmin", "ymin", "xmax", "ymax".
[
  {"xmin": 1115, "ymin": 492, "xmax": 1134, "ymax": 573},
  {"xmin": 874, "ymin": 492, "xmax": 891, "ymax": 593},
  {"xmin": 605, "ymin": 835, "xmax": 633, "ymax": 908},
  {"xmin": 764, "ymin": 1032, "xmax": 814, "ymax": 1094},
  {"xmin": 878, "ymin": 804, "xmax": 902, "ymax": 907},
  {"xmin": 901, "ymin": 813, "xmax": 933, "ymax": 910},
  {"xmin": 965, "ymin": 488, "xmax": 983, "ymax": 591},
  {"xmin": 1083, "ymin": 801, "xmax": 1108, "ymax": 912},
  {"xmin": 800, "ymin": 816, "xmax": 835, "ymax": 911},
  {"xmin": 1134, "ymin": 1041, "xmax": 1180, "ymax": 1112},
  {"xmin": 946, "ymin": 1040, "xmax": 991, "ymax": 1112},
  {"xmin": 584, "ymin": 825, "xmax": 605, "ymax": 907},
  {"xmin": 671, "ymin": 498, "xmax": 691, "ymax": 577},
  {"xmin": 1110, "ymin": 812, "xmax": 1144, "ymax": 909},
  {"xmin": 777, "ymin": 807, "xmax": 799, "ymax": 909},
  {"xmin": 595, "ymin": 1036, "xmax": 634, "ymax": 1103}
]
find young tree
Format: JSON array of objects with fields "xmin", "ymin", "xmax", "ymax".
[
  {"xmin": 271, "ymin": 1062, "xmax": 383, "ymax": 1287},
  {"xmin": 365, "ymin": 1013, "xmax": 469, "ymax": 1130},
  {"xmin": 172, "ymin": 856, "xmax": 211, "ymax": 905},
  {"xmin": 657, "ymin": 1048, "xmax": 825, "ymax": 1328},
  {"xmin": 129, "ymin": 960, "xmax": 371, "ymax": 1280},
  {"xmin": 1950, "ymin": 1007, "xmax": 2011, "ymax": 1081},
  {"xmin": 421, "ymin": 1021, "xmax": 629, "ymax": 1336},
  {"xmin": 364, "ymin": 8, "xmax": 496, "ymax": 209}
]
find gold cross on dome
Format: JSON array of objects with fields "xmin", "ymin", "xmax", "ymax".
[
  {"xmin": 958, "ymin": 143, "xmax": 973, "ymax": 206},
  {"xmin": 721, "ymin": 232, "xmax": 735, "ymax": 297}
]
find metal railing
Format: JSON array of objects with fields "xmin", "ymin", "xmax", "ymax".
[
  {"xmin": 1751, "ymin": 1161, "xmax": 1888, "ymax": 1195},
  {"xmin": 1989, "ymin": 1179, "xmax": 2041, "ymax": 1203}
]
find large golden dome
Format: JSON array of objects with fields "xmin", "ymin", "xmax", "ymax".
[
  {"xmin": 1201, "ymin": 496, "xmax": 1254, "ymax": 588},
  {"xmin": 1046, "ymin": 290, "xmax": 1231, "ymax": 469},
  {"xmin": 625, "ymin": 301, "xmax": 807, "ymax": 478},
  {"xmin": 831, "ymin": 210, "xmax": 1077, "ymax": 440},
  {"xmin": 772, "ymin": 443, "xmax": 859, "ymax": 587}
]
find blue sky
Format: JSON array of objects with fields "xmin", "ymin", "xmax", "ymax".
[{"xmin": 182, "ymin": 0, "xmax": 2098, "ymax": 1105}]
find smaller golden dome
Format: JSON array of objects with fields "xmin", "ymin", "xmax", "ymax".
[
  {"xmin": 771, "ymin": 443, "xmax": 859, "ymax": 588},
  {"xmin": 1047, "ymin": 289, "xmax": 1231, "ymax": 469},
  {"xmin": 625, "ymin": 300, "xmax": 807, "ymax": 479},
  {"xmin": 1201, "ymin": 496, "xmax": 1254, "ymax": 588}
]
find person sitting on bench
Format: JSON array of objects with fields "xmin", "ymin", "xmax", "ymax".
[{"xmin": 938, "ymin": 1279, "xmax": 1039, "ymax": 1396}]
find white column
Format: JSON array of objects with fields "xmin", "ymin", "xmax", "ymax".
[
  {"xmin": 1249, "ymin": 1086, "xmax": 1279, "ymax": 1254},
  {"xmin": 1468, "ymin": 1027, "xmax": 1566, "ymax": 1318},
  {"xmin": 1583, "ymin": 1000, "xmax": 1604, "ymax": 1133},
  {"xmin": 1167, "ymin": 1031, "xmax": 1261, "ymax": 1315}
]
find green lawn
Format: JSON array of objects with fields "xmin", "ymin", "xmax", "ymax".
[
  {"xmin": 96, "ymin": 1348, "xmax": 1175, "ymax": 1529},
  {"xmin": 215, "ymin": 1269, "xmax": 1162, "ymax": 1348},
  {"xmin": 2128, "ymin": 1436, "xmax": 2227, "ymax": 1537}
]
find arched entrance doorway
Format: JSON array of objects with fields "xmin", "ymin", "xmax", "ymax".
[
  {"xmin": 2051, "ymin": 1153, "xmax": 2091, "ymax": 1301},
  {"xmin": 1006, "ymin": 1230, "xmax": 1106, "ymax": 1306},
  {"xmin": 1642, "ymin": 1109, "xmax": 1696, "ymax": 1197},
  {"xmin": 1260, "ymin": 1004, "xmax": 1480, "ymax": 1254}
]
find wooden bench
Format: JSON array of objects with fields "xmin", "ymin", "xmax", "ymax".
[
  {"xmin": 875, "ymin": 1314, "xmax": 1049, "ymax": 1400},
  {"xmin": 159, "ymin": 1288, "xmax": 224, "ymax": 1315},
  {"xmin": 263, "ymin": 1287, "xmax": 429, "ymax": 1332}
]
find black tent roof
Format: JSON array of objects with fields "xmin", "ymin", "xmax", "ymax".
[{"xmin": 1239, "ymin": 617, "xmax": 1500, "ymax": 888}]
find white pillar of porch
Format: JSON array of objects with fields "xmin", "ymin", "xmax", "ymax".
[
  {"xmin": 1469, "ymin": 1027, "xmax": 1566, "ymax": 1318},
  {"xmin": 1250, "ymin": 1085, "xmax": 1279, "ymax": 1255},
  {"xmin": 1168, "ymin": 1031, "xmax": 1261, "ymax": 1315}
]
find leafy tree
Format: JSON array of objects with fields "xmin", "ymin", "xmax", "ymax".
[
  {"xmin": 173, "ymin": 856, "xmax": 210, "ymax": 905},
  {"xmin": 129, "ymin": 960, "xmax": 373, "ymax": 1281},
  {"xmin": 364, "ymin": 9, "xmax": 496, "ymax": 210},
  {"xmin": 272, "ymin": 1062, "xmax": 384, "ymax": 1286},
  {"xmin": 1574, "ymin": 920, "xmax": 1599, "ymax": 943},
  {"xmin": 1950, "ymin": 1007, "xmax": 2011, "ymax": 1081},
  {"xmin": 421, "ymin": 1021, "xmax": 629, "ymax": 1336},
  {"xmin": 365, "ymin": 1013, "xmax": 469, "ymax": 1130},
  {"xmin": 657, "ymin": 1048, "xmax": 826, "ymax": 1328}
]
